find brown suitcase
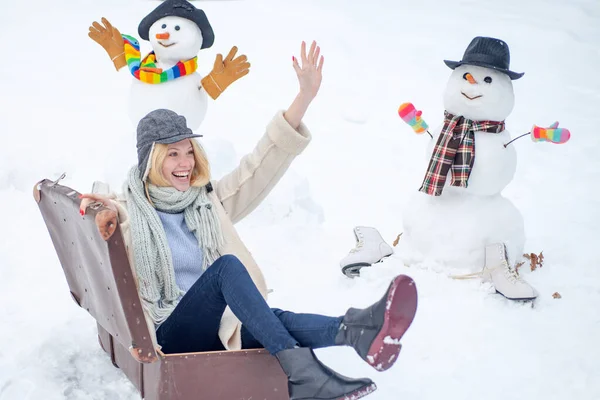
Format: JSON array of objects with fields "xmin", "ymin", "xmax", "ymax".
[{"xmin": 34, "ymin": 178, "xmax": 289, "ymax": 399}]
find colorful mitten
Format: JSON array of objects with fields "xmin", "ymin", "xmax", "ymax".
[
  {"xmin": 398, "ymin": 103, "xmax": 429, "ymax": 134},
  {"xmin": 201, "ymin": 46, "xmax": 251, "ymax": 100},
  {"xmin": 531, "ymin": 121, "xmax": 570, "ymax": 144}
]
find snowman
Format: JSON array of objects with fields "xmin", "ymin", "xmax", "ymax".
[
  {"xmin": 397, "ymin": 36, "xmax": 542, "ymax": 301},
  {"xmin": 87, "ymin": 0, "xmax": 323, "ymax": 220},
  {"xmin": 88, "ymin": 0, "xmax": 249, "ymax": 131}
]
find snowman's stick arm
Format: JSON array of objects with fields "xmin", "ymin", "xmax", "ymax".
[{"xmin": 503, "ymin": 132, "xmax": 530, "ymax": 148}]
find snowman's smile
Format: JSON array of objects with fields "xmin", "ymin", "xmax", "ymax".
[
  {"xmin": 158, "ymin": 41, "xmax": 177, "ymax": 48},
  {"xmin": 461, "ymin": 92, "xmax": 483, "ymax": 100}
]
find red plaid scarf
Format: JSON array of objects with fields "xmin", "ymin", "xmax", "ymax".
[{"xmin": 419, "ymin": 111, "xmax": 505, "ymax": 196}]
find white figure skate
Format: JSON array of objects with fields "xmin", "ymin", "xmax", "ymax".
[
  {"xmin": 453, "ymin": 243, "xmax": 537, "ymax": 301},
  {"xmin": 340, "ymin": 226, "xmax": 394, "ymax": 278}
]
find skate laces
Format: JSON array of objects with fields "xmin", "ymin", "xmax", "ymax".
[
  {"xmin": 450, "ymin": 271, "xmax": 482, "ymax": 280},
  {"xmin": 349, "ymin": 239, "xmax": 364, "ymax": 253},
  {"xmin": 450, "ymin": 262, "xmax": 520, "ymax": 283},
  {"xmin": 349, "ymin": 229, "xmax": 365, "ymax": 253},
  {"xmin": 502, "ymin": 262, "xmax": 522, "ymax": 284}
]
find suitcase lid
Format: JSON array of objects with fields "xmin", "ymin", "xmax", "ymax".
[{"xmin": 35, "ymin": 179, "xmax": 157, "ymax": 363}]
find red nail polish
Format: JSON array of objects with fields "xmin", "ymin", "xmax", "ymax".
[
  {"xmin": 292, "ymin": 56, "xmax": 295, "ymax": 62},
  {"xmin": 80, "ymin": 209, "xmax": 84, "ymax": 216},
  {"xmin": 78, "ymin": 194, "xmax": 83, "ymax": 199}
]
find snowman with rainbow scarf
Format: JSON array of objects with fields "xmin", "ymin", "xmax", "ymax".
[
  {"xmin": 88, "ymin": 0, "xmax": 323, "ymax": 222},
  {"xmin": 395, "ymin": 37, "xmax": 570, "ymax": 301},
  {"xmin": 88, "ymin": 0, "xmax": 249, "ymax": 130}
]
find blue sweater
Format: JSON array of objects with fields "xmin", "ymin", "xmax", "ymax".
[{"xmin": 156, "ymin": 210, "xmax": 204, "ymax": 293}]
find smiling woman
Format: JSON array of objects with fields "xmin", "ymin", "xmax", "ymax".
[
  {"xmin": 148, "ymin": 139, "xmax": 210, "ymax": 192},
  {"xmin": 75, "ymin": 39, "xmax": 419, "ymax": 400}
]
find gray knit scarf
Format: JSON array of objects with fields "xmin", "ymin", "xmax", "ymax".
[{"xmin": 125, "ymin": 166, "xmax": 224, "ymax": 325}]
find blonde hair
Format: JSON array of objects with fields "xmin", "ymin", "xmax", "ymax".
[{"xmin": 147, "ymin": 139, "xmax": 211, "ymax": 188}]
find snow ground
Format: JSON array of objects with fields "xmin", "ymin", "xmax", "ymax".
[{"xmin": 0, "ymin": 0, "xmax": 599, "ymax": 399}]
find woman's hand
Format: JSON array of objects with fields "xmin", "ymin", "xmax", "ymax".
[
  {"xmin": 293, "ymin": 41, "xmax": 324, "ymax": 100},
  {"xmin": 79, "ymin": 193, "xmax": 118, "ymax": 216},
  {"xmin": 284, "ymin": 40, "xmax": 324, "ymax": 129}
]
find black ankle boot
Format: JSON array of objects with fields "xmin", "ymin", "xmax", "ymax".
[
  {"xmin": 275, "ymin": 347, "xmax": 376, "ymax": 400},
  {"xmin": 335, "ymin": 274, "xmax": 418, "ymax": 371}
]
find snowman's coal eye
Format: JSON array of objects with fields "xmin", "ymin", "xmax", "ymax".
[
  {"xmin": 484, "ymin": 76, "xmax": 493, "ymax": 83},
  {"xmin": 161, "ymin": 24, "xmax": 167, "ymax": 29},
  {"xmin": 175, "ymin": 25, "xmax": 180, "ymax": 31}
]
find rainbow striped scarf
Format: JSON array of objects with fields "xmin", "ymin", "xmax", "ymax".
[{"xmin": 122, "ymin": 35, "xmax": 198, "ymax": 84}]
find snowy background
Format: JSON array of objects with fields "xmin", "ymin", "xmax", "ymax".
[{"xmin": 1, "ymin": 0, "xmax": 599, "ymax": 399}]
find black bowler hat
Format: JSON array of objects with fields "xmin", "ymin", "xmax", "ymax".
[
  {"xmin": 138, "ymin": 0, "xmax": 215, "ymax": 49},
  {"xmin": 444, "ymin": 36, "xmax": 524, "ymax": 80}
]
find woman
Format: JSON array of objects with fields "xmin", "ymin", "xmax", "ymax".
[{"xmin": 80, "ymin": 41, "xmax": 418, "ymax": 400}]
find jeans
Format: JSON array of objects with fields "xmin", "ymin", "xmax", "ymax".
[{"xmin": 156, "ymin": 254, "xmax": 343, "ymax": 355}]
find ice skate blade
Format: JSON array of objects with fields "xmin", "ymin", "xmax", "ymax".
[
  {"xmin": 495, "ymin": 290, "xmax": 537, "ymax": 302},
  {"xmin": 342, "ymin": 263, "xmax": 370, "ymax": 278},
  {"xmin": 341, "ymin": 255, "xmax": 392, "ymax": 278}
]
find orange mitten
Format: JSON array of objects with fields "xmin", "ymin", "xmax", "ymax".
[
  {"xmin": 88, "ymin": 17, "xmax": 127, "ymax": 71},
  {"xmin": 201, "ymin": 46, "xmax": 250, "ymax": 100}
]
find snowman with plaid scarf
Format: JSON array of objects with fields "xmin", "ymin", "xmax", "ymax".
[{"xmin": 400, "ymin": 37, "xmax": 538, "ymax": 301}]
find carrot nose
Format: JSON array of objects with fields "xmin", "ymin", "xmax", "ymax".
[
  {"xmin": 156, "ymin": 32, "xmax": 170, "ymax": 40},
  {"xmin": 465, "ymin": 73, "xmax": 477, "ymax": 84}
]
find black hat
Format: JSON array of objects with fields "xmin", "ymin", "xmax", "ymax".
[
  {"xmin": 138, "ymin": 0, "xmax": 214, "ymax": 49},
  {"xmin": 444, "ymin": 36, "xmax": 524, "ymax": 80}
]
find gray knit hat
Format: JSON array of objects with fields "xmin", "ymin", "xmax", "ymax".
[{"xmin": 136, "ymin": 109, "xmax": 202, "ymax": 179}]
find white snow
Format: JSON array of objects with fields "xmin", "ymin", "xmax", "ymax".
[
  {"xmin": 1, "ymin": 0, "xmax": 599, "ymax": 400},
  {"xmin": 383, "ymin": 336, "xmax": 401, "ymax": 346},
  {"xmin": 344, "ymin": 383, "xmax": 377, "ymax": 400}
]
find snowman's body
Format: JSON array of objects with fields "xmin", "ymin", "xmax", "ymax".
[
  {"xmin": 126, "ymin": 16, "xmax": 208, "ymax": 130},
  {"xmin": 128, "ymin": 73, "xmax": 207, "ymax": 131},
  {"xmin": 402, "ymin": 65, "xmax": 524, "ymax": 272}
]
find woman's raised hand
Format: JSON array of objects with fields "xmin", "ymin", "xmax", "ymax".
[
  {"xmin": 292, "ymin": 40, "xmax": 324, "ymax": 101},
  {"xmin": 284, "ymin": 40, "xmax": 324, "ymax": 129}
]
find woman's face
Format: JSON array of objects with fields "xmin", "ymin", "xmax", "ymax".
[{"xmin": 161, "ymin": 139, "xmax": 195, "ymax": 191}]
